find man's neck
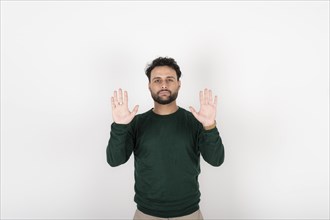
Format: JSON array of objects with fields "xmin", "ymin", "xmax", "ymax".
[{"xmin": 152, "ymin": 102, "xmax": 179, "ymax": 115}]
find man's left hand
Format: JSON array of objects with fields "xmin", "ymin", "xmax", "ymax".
[{"xmin": 189, "ymin": 88, "xmax": 217, "ymax": 128}]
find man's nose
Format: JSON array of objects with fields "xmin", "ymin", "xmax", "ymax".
[{"xmin": 161, "ymin": 81, "xmax": 168, "ymax": 89}]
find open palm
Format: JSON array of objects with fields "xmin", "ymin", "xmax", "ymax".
[
  {"xmin": 189, "ymin": 88, "xmax": 217, "ymax": 127},
  {"xmin": 111, "ymin": 88, "xmax": 139, "ymax": 124}
]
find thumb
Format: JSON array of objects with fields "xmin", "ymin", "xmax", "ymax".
[
  {"xmin": 131, "ymin": 105, "xmax": 139, "ymax": 116},
  {"xmin": 189, "ymin": 106, "xmax": 198, "ymax": 118}
]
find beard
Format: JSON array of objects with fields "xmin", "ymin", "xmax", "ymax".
[{"xmin": 151, "ymin": 89, "xmax": 178, "ymax": 105}]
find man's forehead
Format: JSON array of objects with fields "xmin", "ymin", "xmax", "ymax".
[{"xmin": 150, "ymin": 66, "xmax": 177, "ymax": 79}]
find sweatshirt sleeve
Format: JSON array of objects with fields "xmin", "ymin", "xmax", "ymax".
[
  {"xmin": 198, "ymin": 125, "xmax": 225, "ymax": 167},
  {"xmin": 106, "ymin": 122, "xmax": 135, "ymax": 167}
]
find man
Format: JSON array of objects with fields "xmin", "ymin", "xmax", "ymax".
[{"xmin": 106, "ymin": 57, "xmax": 225, "ymax": 219}]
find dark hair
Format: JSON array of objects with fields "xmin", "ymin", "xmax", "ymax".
[{"xmin": 145, "ymin": 57, "xmax": 182, "ymax": 81}]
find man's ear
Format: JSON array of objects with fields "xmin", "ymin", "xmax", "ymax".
[{"xmin": 178, "ymin": 80, "xmax": 181, "ymax": 88}]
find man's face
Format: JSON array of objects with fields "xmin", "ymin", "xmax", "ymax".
[{"xmin": 149, "ymin": 66, "xmax": 181, "ymax": 105}]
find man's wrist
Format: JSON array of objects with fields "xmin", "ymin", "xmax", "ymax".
[{"xmin": 203, "ymin": 121, "xmax": 216, "ymax": 130}]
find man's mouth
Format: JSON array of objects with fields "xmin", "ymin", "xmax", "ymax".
[{"xmin": 158, "ymin": 90, "xmax": 170, "ymax": 96}]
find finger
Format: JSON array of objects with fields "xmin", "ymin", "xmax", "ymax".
[
  {"xmin": 118, "ymin": 88, "xmax": 123, "ymax": 104},
  {"xmin": 113, "ymin": 90, "xmax": 118, "ymax": 103},
  {"xmin": 199, "ymin": 91, "xmax": 203, "ymax": 105},
  {"xmin": 189, "ymin": 106, "xmax": 199, "ymax": 120},
  {"xmin": 209, "ymin": 90, "xmax": 213, "ymax": 104},
  {"xmin": 123, "ymin": 91, "xmax": 128, "ymax": 105},
  {"xmin": 204, "ymin": 88, "xmax": 208, "ymax": 104},
  {"xmin": 131, "ymin": 105, "xmax": 139, "ymax": 116},
  {"xmin": 111, "ymin": 97, "xmax": 116, "ymax": 109},
  {"xmin": 214, "ymin": 95, "xmax": 218, "ymax": 106},
  {"xmin": 189, "ymin": 106, "xmax": 196, "ymax": 114}
]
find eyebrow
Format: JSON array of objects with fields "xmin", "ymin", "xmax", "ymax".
[{"xmin": 152, "ymin": 76, "xmax": 176, "ymax": 80}]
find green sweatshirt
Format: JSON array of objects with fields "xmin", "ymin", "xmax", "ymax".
[{"xmin": 106, "ymin": 107, "xmax": 224, "ymax": 218}]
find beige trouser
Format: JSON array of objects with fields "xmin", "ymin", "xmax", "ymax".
[{"xmin": 133, "ymin": 209, "xmax": 204, "ymax": 220}]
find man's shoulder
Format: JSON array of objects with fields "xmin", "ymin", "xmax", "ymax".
[
  {"xmin": 179, "ymin": 107, "xmax": 203, "ymax": 128},
  {"xmin": 132, "ymin": 109, "xmax": 152, "ymax": 124},
  {"xmin": 179, "ymin": 107, "xmax": 196, "ymax": 119},
  {"xmin": 135, "ymin": 109, "xmax": 152, "ymax": 118}
]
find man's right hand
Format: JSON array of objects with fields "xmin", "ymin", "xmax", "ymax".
[{"xmin": 111, "ymin": 88, "xmax": 139, "ymax": 124}]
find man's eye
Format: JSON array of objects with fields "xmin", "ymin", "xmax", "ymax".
[{"xmin": 154, "ymin": 80, "xmax": 160, "ymax": 83}]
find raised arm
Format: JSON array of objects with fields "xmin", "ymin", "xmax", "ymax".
[
  {"xmin": 190, "ymin": 88, "xmax": 224, "ymax": 166},
  {"xmin": 107, "ymin": 89, "xmax": 139, "ymax": 167}
]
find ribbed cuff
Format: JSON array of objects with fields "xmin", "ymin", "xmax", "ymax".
[{"xmin": 203, "ymin": 121, "xmax": 216, "ymax": 130}]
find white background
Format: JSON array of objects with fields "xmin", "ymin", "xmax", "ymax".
[{"xmin": 1, "ymin": 1, "xmax": 329, "ymax": 219}]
